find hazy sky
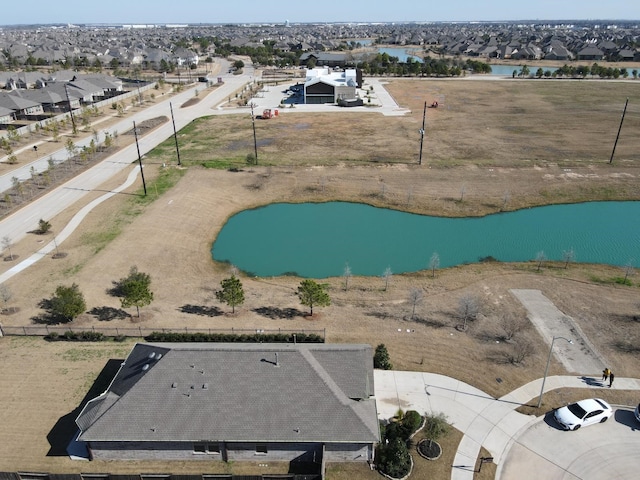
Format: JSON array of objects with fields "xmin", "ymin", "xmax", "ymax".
[{"xmin": 2, "ymin": 0, "xmax": 639, "ymax": 25}]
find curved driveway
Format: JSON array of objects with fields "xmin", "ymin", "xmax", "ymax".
[{"xmin": 375, "ymin": 370, "xmax": 640, "ymax": 480}]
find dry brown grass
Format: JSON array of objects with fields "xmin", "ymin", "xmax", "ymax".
[{"xmin": 1, "ymin": 78, "xmax": 640, "ymax": 478}]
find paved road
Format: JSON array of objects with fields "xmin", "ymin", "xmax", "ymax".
[
  {"xmin": 498, "ymin": 408, "xmax": 640, "ymax": 479},
  {"xmin": 375, "ymin": 370, "xmax": 640, "ymax": 480}
]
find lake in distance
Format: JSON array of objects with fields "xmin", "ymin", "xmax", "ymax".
[{"xmin": 211, "ymin": 201, "xmax": 640, "ymax": 278}]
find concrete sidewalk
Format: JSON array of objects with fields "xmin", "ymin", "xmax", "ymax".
[{"xmin": 374, "ymin": 370, "xmax": 640, "ymax": 480}]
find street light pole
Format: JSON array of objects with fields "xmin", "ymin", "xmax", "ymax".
[{"xmin": 537, "ymin": 336, "xmax": 572, "ymax": 408}]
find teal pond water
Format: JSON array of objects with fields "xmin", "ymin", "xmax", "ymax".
[{"xmin": 211, "ymin": 201, "xmax": 640, "ymax": 278}]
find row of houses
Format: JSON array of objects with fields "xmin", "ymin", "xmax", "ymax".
[{"xmin": 0, "ymin": 71, "xmax": 124, "ymax": 123}]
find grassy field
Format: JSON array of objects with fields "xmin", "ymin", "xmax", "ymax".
[{"xmin": 146, "ymin": 79, "xmax": 640, "ymax": 169}]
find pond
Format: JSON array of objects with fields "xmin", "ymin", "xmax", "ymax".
[
  {"xmin": 377, "ymin": 47, "xmax": 424, "ymax": 63},
  {"xmin": 211, "ymin": 201, "xmax": 640, "ymax": 278}
]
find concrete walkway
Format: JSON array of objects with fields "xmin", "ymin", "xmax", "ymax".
[
  {"xmin": 374, "ymin": 370, "xmax": 640, "ymax": 480},
  {"xmin": 0, "ymin": 165, "xmax": 140, "ymax": 284}
]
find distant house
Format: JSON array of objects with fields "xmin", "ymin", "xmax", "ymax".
[
  {"xmin": 173, "ymin": 48, "xmax": 199, "ymax": 67},
  {"xmin": 577, "ymin": 45, "xmax": 605, "ymax": 61},
  {"xmin": 0, "ymin": 105, "xmax": 16, "ymax": 124},
  {"xmin": 304, "ymin": 68, "xmax": 359, "ymax": 104},
  {"xmin": 299, "ymin": 51, "xmax": 349, "ymax": 67},
  {"xmin": 75, "ymin": 343, "xmax": 379, "ymax": 467},
  {"xmin": 0, "ymin": 92, "xmax": 44, "ymax": 119}
]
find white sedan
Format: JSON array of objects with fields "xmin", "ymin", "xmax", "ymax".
[{"xmin": 553, "ymin": 398, "xmax": 613, "ymax": 431}]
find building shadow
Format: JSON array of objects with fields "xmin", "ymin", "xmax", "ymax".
[{"xmin": 46, "ymin": 358, "xmax": 123, "ymax": 456}]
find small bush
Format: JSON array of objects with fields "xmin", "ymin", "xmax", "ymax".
[
  {"xmin": 45, "ymin": 330, "xmax": 106, "ymax": 342},
  {"xmin": 402, "ymin": 410, "xmax": 423, "ymax": 435},
  {"xmin": 378, "ymin": 438, "xmax": 411, "ymax": 478}
]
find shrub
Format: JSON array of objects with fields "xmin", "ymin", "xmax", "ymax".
[
  {"xmin": 378, "ymin": 438, "xmax": 411, "ymax": 478},
  {"xmin": 402, "ymin": 410, "xmax": 423, "ymax": 435},
  {"xmin": 374, "ymin": 343, "xmax": 393, "ymax": 369},
  {"xmin": 144, "ymin": 332, "xmax": 324, "ymax": 343}
]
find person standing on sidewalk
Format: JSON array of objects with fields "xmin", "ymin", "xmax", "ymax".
[
  {"xmin": 602, "ymin": 368, "xmax": 610, "ymax": 382},
  {"xmin": 609, "ymin": 372, "xmax": 615, "ymax": 388}
]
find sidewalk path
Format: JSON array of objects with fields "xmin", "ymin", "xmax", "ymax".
[
  {"xmin": 0, "ymin": 165, "xmax": 140, "ymax": 284},
  {"xmin": 374, "ymin": 370, "xmax": 640, "ymax": 480}
]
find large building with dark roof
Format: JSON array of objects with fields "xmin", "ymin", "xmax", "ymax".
[{"xmin": 75, "ymin": 342, "xmax": 379, "ymax": 464}]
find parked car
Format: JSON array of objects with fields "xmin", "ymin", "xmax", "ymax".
[
  {"xmin": 554, "ymin": 398, "xmax": 612, "ymax": 431},
  {"xmin": 634, "ymin": 403, "xmax": 640, "ymax": 423}
]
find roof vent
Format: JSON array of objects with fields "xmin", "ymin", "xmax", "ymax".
[
  {"xmin": 203, "ymin": 383, "xmax": 209, "ymax": 389},
  {"xmin": 172, "ymin": 382, "xmax": 178, "ymax": 388},
  {"xmin": 142, "ymin": 364, "xmax": 150, "ymax": 371}
]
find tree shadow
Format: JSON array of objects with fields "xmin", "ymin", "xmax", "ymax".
[
  {"xmin": 365, "ymin": 310, "xmax": 393, "ymax": 320},
  {"xmin": 47, "ymin": 358, "xmax": 123, "ymax": 456},
  {"xmin": 106, "ymin": 280, "xmax": 125, "ymax": 298},
  {"xmin": 179, "ymin": 304, "xmax": 223, "ymax": 317},
  {"xmin": 32, "ymin": 298, "xmax": 68, "ymax": 325},
  {"xmin": 253, "ymin": 306, "xmax": 305, "ymax": 320},
  {"xmin": 411, "ymin": 315, "xmax": 448, "ymax": 329},
  {"xmin": 610, "ymin": 313, "xmax": 640, "ymax": 324},
  {"xmin": 89, "ymin": 306, "xmax": 130, "ymax": 321}
]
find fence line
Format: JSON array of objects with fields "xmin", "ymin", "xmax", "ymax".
[
  {"xmin": 0, "ymin": 324, "xmax": 325, "ymax": 339},
  {"xmin": 0, "ymin": 473, "xmax": 320, "ymax": 480}
]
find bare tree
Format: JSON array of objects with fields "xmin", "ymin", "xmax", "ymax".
[
  {"xmin": 408, "ymin": 287, "xmax": 424, "ymax": 319},
  {"xmin": 457, "ymin": 294, "xmax": 480, "ymax": 331},
  {"xmin": 502, "ymin": 190, "xmax": 510, "ymax": 211},
  {"xmin": 499, "ymin": 314, "xmax": 530, "ymax": 341},
  {"xmin": 343, "ymin": 263, "xmax": 352, "ymax": 291},
  {"xmin": 622, "ymin": 260, "xmax": 635, "ymax": 283},
  {"xmin": 2, "ymin": 236, "xmax": 14, "ymax": 260},
  {"xmin": 382, "ymin": 266, "xmax": 392, "ymax": 291},
  {"xmin": 406, "ymin": 186, "xmax": 414, "ymax": 206},
  {"xmin": 429, "ymin": 252, "xmax": 440, "ymax": 278},
  {"xmin": 505, "ymin": 338, "xmax": 535, "ymax": 365},
  {"xmin": 562, "ymin": 248, "xmax": 575, "ymax": 269},
  {"xmin": 535, "ymin": 251, "xmax": 546, "ymax": 272},
  {"xmin": 0, "ymin": 284, "xmax": 12, "ymax": 313}
]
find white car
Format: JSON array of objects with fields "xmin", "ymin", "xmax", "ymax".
[{"xmin": 553, "ymin": 398, "xmax": 613, "ymax": 431}]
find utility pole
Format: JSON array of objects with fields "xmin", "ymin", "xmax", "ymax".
[
  {"xmin": 418, "ymin": 101, "xmax": 426, "ymax": 165},
  {"xmin": 609, "ymin": 97, "xmax": 629, "ymax": 164},
  {"xmin": 63, "ymin": 83, "xmax": 77, "ymax": 134},
  {"xmin": 170, "ymin": 102, "xmax": 182, "ymax": 166},
  {"xmin": 250, "ymin": 103, "xmax": 258, "ymax": 165},
  {"xmin": 132, "ymin": 121, "xmax": 147, "ymax": 196}
]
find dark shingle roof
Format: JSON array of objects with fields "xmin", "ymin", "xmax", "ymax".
[{"xmin": 77, "ymin": 343, "xmax": 378, "ymax": 444}]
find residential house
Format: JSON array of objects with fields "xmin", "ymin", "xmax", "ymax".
[
  {"xmin": 75, "ymin": 343, "xmax": 379, "ymax": 467},
  {"xmin": 0, "ymin": 92, "xmax": 44, "ymax": 119},
  {"xmin": 577, "ymin": 45, "xmax": 605, "ymax": 61},
  {"xmin": 0, "ymin": 106, "xmax": 16, "ymax": 124}
]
